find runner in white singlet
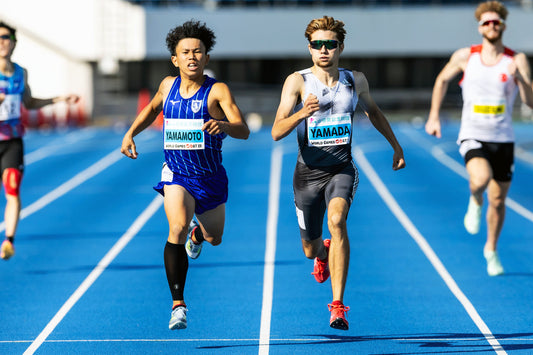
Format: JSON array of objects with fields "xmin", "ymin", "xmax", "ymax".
[
  {"xmin": 425, "ymin": 1, "xmax": 533, "ymax": 276},
  {"xmin": 272, "ymin": 16, "xmax": 405, "ymax": 330}
]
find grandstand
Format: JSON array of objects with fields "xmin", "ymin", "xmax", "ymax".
[{"xmin": 2, "ymin": 0, "xmax": 532, "ymax": 126}]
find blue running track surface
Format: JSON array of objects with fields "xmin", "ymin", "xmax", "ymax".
[{"xmin": 1, "ymin": 120, "xmax": 533, "ymax": 354}]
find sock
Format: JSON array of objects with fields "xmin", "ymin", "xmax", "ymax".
[
  {"xmin": 164, "ymin": 242, "xmax": 188, "ymax": 301},
  {"xmin": 192, "ymin": 226, "xmax": 204, "ymax": 244},
  {"xmin": 6, "ymin": 236, "xmax": 14, "ymax": 244},
  {"xmin": 331, "ymin": 300, "xmax": 343, "ymax": 307}
]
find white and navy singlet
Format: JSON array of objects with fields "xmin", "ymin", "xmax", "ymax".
[
  {"xmin": 458, "ymin": 44, "xmax": 518, "ymax": 144},
  {"xmin": 295, "ymin": 68, "xmax": 358, "ymax": 167},
  {"xmin": 162, "ymin": 75, "xmax": 226, "ymax": 177}
]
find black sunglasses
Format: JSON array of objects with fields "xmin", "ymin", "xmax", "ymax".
[
  {"xmin": 0, "ymin": 34, "xmax": 13, "ymax": 40},
  {"xmin": 309, "ymin": 40, "xmax": 339, "ymax": 50}
]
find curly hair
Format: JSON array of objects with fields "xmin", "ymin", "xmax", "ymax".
[
  {"xmin": 166, "ymin": 20, "xmax": 216, "ymax": 55},
  {"xmin": 474, "ymin": 1, "xmax": 508, "ymax": 21},
  {"xmin": 304, "ymin": 16, "xmax": 346, "ymax": 44},
  {"xmin": 0, "ymin": 21, "xmax": 16, "ymax": 42}
]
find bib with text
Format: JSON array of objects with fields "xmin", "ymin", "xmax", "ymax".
[
  {"xmin": 164, "ymin": 118, "xmax": 205, "ymax": 150},
  {"xmin": 307, "ymin": 113, "xmax": 351, "ymax": 147}
]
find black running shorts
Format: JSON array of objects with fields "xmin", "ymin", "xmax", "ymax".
[
  {"xmin": 293, "ymin": 161, "xmax": 358, "ymax": 241},
  {"xmin": 461, "ymin": 140, "xmax": 514, "ymax": 182},
  {"xmin": 0, "ymin": 138, "xmax": 24, "ymax": 174}
]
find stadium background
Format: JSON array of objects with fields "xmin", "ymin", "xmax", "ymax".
[{"xmin": 1, "ymin": 0, "xmax": 533, "ymax": 128}]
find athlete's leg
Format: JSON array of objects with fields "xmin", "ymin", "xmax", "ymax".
[
  {"xmin": 163, "ymin": 184, "xmax": 195, "ymax": 308},
  {"xmin": 3, "ymin": 168, "xmax": 22, "ymax": 238},
  {"xmin": 465, "ymin": 157, "xmax": 492, "ymax": 205},
  {"xmin": 195, "ymin": 203, "xmax": 225, "ymax": 246},
  {"xmin": 485, "ymin": 179, "xmax": 510, "ymax": 252},
  {"xmin": 326, "ymin": 196, "xmax": 350, "ymax": 303}
]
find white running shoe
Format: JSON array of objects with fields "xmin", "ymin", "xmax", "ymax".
[
  {"xmin": 464, "ymin": 196, "xmax": 482, "ymax": 235},
  {"xmin": 169, "ymin": 306, "xmax": 188, "ymax": 330},
  {"xmin": 185, "ymin": 219, "xmax": 202, "ymax": 259},
  {"xmin": 484, "ymin": 249, "xmax": 504, "ymax": 276}
]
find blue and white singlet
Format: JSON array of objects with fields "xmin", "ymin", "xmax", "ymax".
[
  {"xmin": 162, "ymin": 75, "xmax": 226, "ymax": 177},
  {"xmin": 295, "ymin": 68, "xmax": 358, "ymax": 167},
  {"xmin": 0, "ymin": 63, "xmax": 25, "ymax": 141}
]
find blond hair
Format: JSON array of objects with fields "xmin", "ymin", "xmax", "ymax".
[
  {"xmin": 304, "ymin": 16, "xmax": 346, "ymax": 44},
  {"xmin": 475, "ymin": 1, "xmax": 508, "ymax": 21}
]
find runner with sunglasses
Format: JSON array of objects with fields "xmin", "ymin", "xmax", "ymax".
[
  {"xmin": 272, "ymin": 16, "xmax": 405, "ymax": 330},
  {"xmin": 425, "ymin": 1, "xmax": 533, "ymax": 276},
  {"xmin": 0, "ymin": 22, "xmax": 79, "ymax": 261}
]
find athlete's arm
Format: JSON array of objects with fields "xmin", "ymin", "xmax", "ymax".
[
  {"xmin": 21, "ymin": 68, "xmax": 79, "ymax": 109},
  {"xmin": 271, "ymin": 72, "xmax": 319, "ymax": 141},
  {"xmin": 205, "ymin": 82, "xmax": 249, "ymax": 139},
  {"xmin": 426, "ymin": 47, "xmax": 469, "ymax": 138},
  {"xmin": 510, "ymin": 52, "xmax": 533, "ymax": 109},
  {"xmin": 355, "ymin": 71, "xmax": 405, "ymax": 171},
  {"xmin": 121, "ymin": 76, "xmax": 168, "ymax": 159}
]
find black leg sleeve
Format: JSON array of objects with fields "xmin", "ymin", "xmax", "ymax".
[{"xmin": 164, "ymin": 242, "xmax": 188, "ymax": 301}]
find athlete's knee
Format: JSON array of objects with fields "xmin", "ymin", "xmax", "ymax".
[
  {"xmin": 328, "ymin": 212, "xmax": 346, "ymax": 232},
  {"xmin": 168, "ymin": 223, "xmax": 189, "ymax": 243},
  {"xmin": 2, "ymin": 168, "xmax": 23, "ymax": 197}
]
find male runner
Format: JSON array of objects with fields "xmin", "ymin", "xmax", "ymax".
[
  {"xmin": 425, "ymin": 1, "xmax": 533, "ymax": 276},
  {"xmin": 0, "ymin": 22, "xmax": 79, "ymax": 260},
  {"xmin": 272, "ymin": 16, "xmax": 405, "ymax": 330},
  {"xmin": 121, "ymin": 20, "xmax": 249, "ymax": 330}
]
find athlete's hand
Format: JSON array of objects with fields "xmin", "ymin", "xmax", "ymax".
[
  {"xmin": 301, "ymin": 94, "xmax": 320, "ymax": 118},
  {"xmin": 202, "ymin": 119, "xmax": 226, "ymax": 135},
  {"xmin": 425, "ymin": 114, "xmax": 442, "ymax": 138},
  {"xmin": 121, "ymin": 135, "xmax": 138, "ymax": 159},
  {"xmin": 392, "ymin": 150, "xmax": 406, "ymax": 171},
  {"xmin": 0, "ymin": 93, "xmax": 4, "ymax": 104}
]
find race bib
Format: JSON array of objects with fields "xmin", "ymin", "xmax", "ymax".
[
  {"xmin": 307, "ymin": 113, "xmax": 351, "ymax": 147},
  {"xmin": 164, "ymin": 118, "xmax": 204, "ymax": 150},
  {"xmin": 472, "ymin": 99, "xmax": 506, "ymax": 116},
  {"xmin": 0, "ymin": 94, "xmax": 21, "ymax": 121}
]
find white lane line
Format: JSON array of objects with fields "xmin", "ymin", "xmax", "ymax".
[
  {"xmin": 259, "ymin": 144, "xmax": 283, "ymax": 355},
  {"xmin": 24, "ymin": 128, "xmax": 97, "ymax": 166},
  {"xmin": 400, "ymin": 126, "xmax": 533, "ymax": 223},
  {"xmin": 22, "ymin": 195, "xmax": 163, "ymax": 355},
  {"xmin": 0, "ymin": 149, "xmax": 124, "ymax": 233},
  {"xmin": 353, "ymin": 147, "xmax": 507, "ymax": 355}
]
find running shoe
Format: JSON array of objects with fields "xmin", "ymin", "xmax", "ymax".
[
  {"xmin": 464, "ymin": 196, "xmax": 481, "ymax": 235},
  {"xmin": 185, "ymin": 219, "xmax": 202, "ymax": 259},
  {"xmin": 169, "ymin": 305, "xmax": 188, "ymax": 330},
  {"xmin": 328, "ymin": 301, "xmax": 350, "ymax": 330},
  {"xmin": 312, "ymin": 239, "xmax": 330, "ymax": 283},
  {"xmin": 1, "ymin": 239, "xmax": 14, "ymax": 260},
  {"xmin": 484, "ymin": 249, "xmax": 504, "ymax": 276}
]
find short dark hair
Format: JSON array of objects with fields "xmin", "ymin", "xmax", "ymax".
[
  {"xmin": 0, "ymin": 21, "xmax": 17, "ymax": 42},
  {"xmin": 166, "ymin": 20, "xmax": 216, "ymax": 56}
]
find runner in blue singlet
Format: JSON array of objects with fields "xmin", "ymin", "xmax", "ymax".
[
  {"xmin": 0, "ymin": 22, "xmax": 79, "ymax": 261},
  {"xmin": 121, "ymin": 20, "xmax": 249, "ymax": 330},
  {"xmin": 272, "ymin": 16, "xmax": 405, "ymax": 331}
]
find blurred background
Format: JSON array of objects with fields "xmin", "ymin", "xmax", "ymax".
[{"xmin": 1, "ymin": 0, "xmax": 532, "ymax": 129}]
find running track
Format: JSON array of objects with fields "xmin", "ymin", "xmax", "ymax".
[{"xmin": 1, "ymin": 119, "xmax": 533, "ymax": 354}]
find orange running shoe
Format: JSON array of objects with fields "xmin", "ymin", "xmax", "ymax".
[
  {"xmin": 1, "ymin": 239, "xmax": 15, "ymax": 260},
  {"xmin": 328, "ymin": 301, "xmax": 349, "ymax": 330},
  {"xmin": 312, "ymin": 239, "xmax": 330, "ymax": 283}
]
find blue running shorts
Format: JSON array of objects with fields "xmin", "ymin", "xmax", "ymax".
[{"xmin": 154, "ymin": 163, "xmax": 228, "ymax": 215}]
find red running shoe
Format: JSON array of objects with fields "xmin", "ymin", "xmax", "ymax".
[
  {"xmin": 312, "ymin": 239, "xmax": 330, "ymax": 283},
  {"xmin": 328, "ymin": 301, "xmax": 349, "ymax": 330}
]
